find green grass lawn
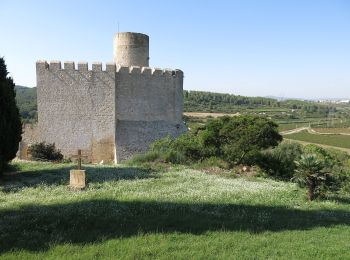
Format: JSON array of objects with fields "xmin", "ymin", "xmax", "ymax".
[
  {"xmin": 1, "ymin": 161, "xmax": 350, "ymax": 259},
  {"xmin": 286, "ymin": 130, "xmax": 350, "ymax": 149}
]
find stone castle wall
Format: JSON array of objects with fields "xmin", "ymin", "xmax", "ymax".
[
  {"xmin": 36, "ymin": 61, "xmax": 116, "ymax": 163},
  {"xmin": 115, "ymin": 66, "xmax": 185, "ymax": 161},
  {"xmin": 34, "ymin": 60, "xmax": 185, "ymax": 163}
]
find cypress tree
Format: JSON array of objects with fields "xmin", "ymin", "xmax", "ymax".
[{"xmin": 0, "ymin": 57, "xmax": 22, "ymax": 174}]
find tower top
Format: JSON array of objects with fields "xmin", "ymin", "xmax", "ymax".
[{"xmin": 113, "ymin": 32, "xmax": 149, "ymax": 67}]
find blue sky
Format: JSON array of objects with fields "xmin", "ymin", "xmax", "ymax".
[{"xmin": 1, "ymin": 0, "xmax": 349, "ymax": 98}]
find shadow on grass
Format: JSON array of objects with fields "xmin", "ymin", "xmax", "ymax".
[
  {"xmin": 0, "ymin": 199, "xmax": 350, "ymax": 253},
  {"xmin": 0, "ymin": 164, "xmax": 157, "ymax": 193}
]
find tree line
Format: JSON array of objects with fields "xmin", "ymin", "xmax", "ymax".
[{"xmin": 14, "ymin": 88, "xmax": 343, "ymax": 123}]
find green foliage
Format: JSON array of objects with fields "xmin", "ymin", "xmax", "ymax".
[
  {"xmin": 28, "ymin": 142, "xmax": 63, "ymax": 162},
  {"xmin": 184, "ymin": 90, "xmax": 340, "ymax": 118},
  {"xmin": 294, "ymin": 153, "xmax": 327, "ymax": 200},
  {"xmin": 184, "ymin": 90, "xmax": 276, "ymax": 113},
  {"xmin": 201, "ymin": 116, "xmax": 282, "ymax": 165},
  {"xmin": 301, "ymin": 146, "xmax": 350, "ymax": 196},
  {"xmin": 257, "ymin": 143, "xmax": 303, "ymax": 180},
  {"xmin": 147, "ymin": 115, "xmax": 282, "ymax": 167},
  {"xmin": 15, "ymin": 86, "xmax": 37, "ymax": 123},
  {"xmin": 0, "ymin": 57, "xmax": 22, "ymax": 174}
]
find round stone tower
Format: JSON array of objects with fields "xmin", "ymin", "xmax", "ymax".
[{"xmin": 113, "ymin": 32, "xmax": 149, "ymax": 67}]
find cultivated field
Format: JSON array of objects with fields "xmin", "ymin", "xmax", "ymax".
[
  {"xmin": 312, "ymin": 128, "xmax": 350, "ymax": 135},
  {"xmin": 285, "ymin": 130, "xmax": 350, "ymax": 150},
  {"xmin": 1, "ymin": 161, "xmax": 350, "ymax": 259}
]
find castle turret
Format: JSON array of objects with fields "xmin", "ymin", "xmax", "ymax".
[{"xmin": 113, "ymin": 32, "xmax": 149, "ymax": 67}]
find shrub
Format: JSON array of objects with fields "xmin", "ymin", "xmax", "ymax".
[
  {"xmin": 290, "ymin": 146, "xmax": 350, "ymax": 199},
  {"xmin": 163, "ymin": 150, "xmax": 187, "ymax": 164},
  {"xmin": 293, "ymin": 153, "xmax": 327, "ymax": 201},
  {"xmin": 151, "ymin": 136, "xmax": 174, "ymax": 153},
  {"xmin": 144, "ymin": 115, "xmax": 282, "ymax": 167},
  {"xmin": 198, "ymin": 115, "xmax": 282, "ymax": 165},
  {"xmin": 257, "ymin": 142, "xmax": 303, "ymax": 180},
  {"xmin": 325, "ymin": 165, "xmax": 350, "ymax": 195},
  {"xmin": 303, "ymin": 144, "xmax": 337, "ymax": 169},
  {"xmin": 28, "ymin": 142, "xmax": 63, "ymax": 162}
]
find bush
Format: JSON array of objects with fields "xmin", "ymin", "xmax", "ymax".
[
  {"xmin": 257, "ymin": 142, "xmax": 303, "ymax": 180},
  {"xmin": 293, "ymin": 153, "xmax": 328, "ymax": 200},
  {"xmin": 28, "ymin": 142, "xmax": 63, "ymax": 162},
  {"xmin": 139, "ymin": 115, "xmax": 282, "ymax": 168},
  {"xmin": 324, "ymin": 165, "xmax": 350, "ymax": 195},
  {"xmin": 291, "ymin": 145, "xmax": 350, "ymax": 200},
  {"xmin": 199, "ymin": 116, "xmax": 282, "ymax": 165}
]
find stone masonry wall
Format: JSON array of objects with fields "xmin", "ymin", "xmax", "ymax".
[
  {"xmin": 115, "ymin": 66, "xmax": 185, "ymax": 162},
  {"xmin": 34, "ymin": 61, "xmax": 185, "ymax": 163},
  {"xmin": 36, "ymin": 61, "xmax": 116, "ymax": 163}
]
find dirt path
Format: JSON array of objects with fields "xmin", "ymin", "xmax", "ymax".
[
  {"xmin": 281, "ymin": 126, "xmax": 350, "ymax": 136},
  {"xmin": 184, "ymin": 112, "xmax": 240, "ymax": 118},
  {"xmin": 309, "ymin": 128, "xmax": 350, "ymax": 136},
  {"xmin": 280, "ymin": 127, "xmax": 309, "ymax": 135},
  {"xmin": 283, "ymin": 138, "xmax": 350, "ymax": 154}
]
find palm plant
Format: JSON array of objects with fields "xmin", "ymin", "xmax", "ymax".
[{"xmin": 293, "ymin": 154, "xmax": 325, "ymax": 201}]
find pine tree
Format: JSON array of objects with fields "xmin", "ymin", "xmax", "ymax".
[{"xmin": 0, "ymin": 57, "xmax": 22, "ymax": 174}]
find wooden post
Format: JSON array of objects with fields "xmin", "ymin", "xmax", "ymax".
[{"xmin": 77, "ymin": 149, "xmax": 82, "ymax": 170}]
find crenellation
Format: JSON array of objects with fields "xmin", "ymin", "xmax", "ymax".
[
  {"xmin": 163, "ymin": 69, "xmax": 173, "ymax": 76},
  {"xmin": 152, "ymin": 68, "xmax": 163, "ymax": 76},
  {"xmin": 117, "ymin": 65, "xmax": 129, "ymax": 74},
  {"xmin": 29, "ymin": 32, "xmax": 186, "ymax": 164},
  {"xmin": 50, "ymin": 61, "xmax": 61, "ymax": 70},
  {"xmin": 36, "ymin": 60, "xmax": 180, "ymax": 75},
  {"xmin": 92, "ymin": 62, "xmax": 102, "ymax": 71},
  {"xmin": 36, "ymin": 60, "xmax": 49, "ymax": 70},
  {"xmin": 106, "ymin": 62, "xmax": 116, "ymax": 72},
  {"xmin": 175, "ymin": 69, "xmax": 184, "ymax": 77},
  {"xmin": 64, "ymin": 61, "xmax": 75, "ymax": 70},
  {"xmin": 130, "ymin": 66, "xmax": 141, "ymax": 74},
  {"xmin": 78, "ymin": 62, "xmax": 88, "ymax": 71},
  {"xmin": 141, "ymin": 67, "xmax": 152, "ymax": 75}
]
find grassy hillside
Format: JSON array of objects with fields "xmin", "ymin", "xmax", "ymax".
[{"xmin": 1, "ymin": 161, "xmax": 350, "ymax": 258}]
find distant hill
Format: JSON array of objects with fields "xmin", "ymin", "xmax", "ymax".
[
  {"xmin": 183, "ymin": 90, "xmax": 338, "ymax": 117},
  {"xmin": 15, "ymin": 85, "xmax": 37, "ymax": 123},
  {"xmin": 15, "ymin": 86, "xmax": 342, "ymax": 123}
]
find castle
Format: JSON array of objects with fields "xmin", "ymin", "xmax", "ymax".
[{"xmin": 21, "ymin": 32, "xmax": 186, "ymax": 163}]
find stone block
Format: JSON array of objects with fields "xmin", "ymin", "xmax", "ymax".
[{"xmin": 69, "ymin": 170, "xmax": 86, "ymax": 190}]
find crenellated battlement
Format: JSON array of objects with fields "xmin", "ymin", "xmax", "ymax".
[
  {"xmin": 33, "ymin": 32, "xmax": 185, "ymax": 164},
  {"xmin": 36, "ymin": 60, "xmax": 183, "ymax": 77}
]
